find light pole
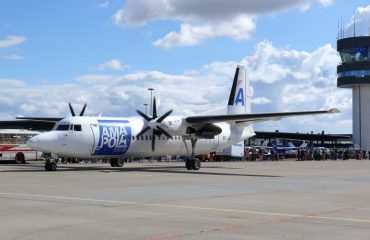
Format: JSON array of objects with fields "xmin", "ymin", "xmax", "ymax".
[
  {"xmin": 143, "ymin": 103, "xmax": 148, "ymax": 115},
  {"xmin": 148, "ymin": 88, "xmax": 155, "ymax": 116}
]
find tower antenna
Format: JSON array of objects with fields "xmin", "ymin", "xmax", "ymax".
[
  {"xmin": 341, "ymin": 16, "xmax": 344, "ymax": 39},
  {"xmin": 337, "ymin": 20, "xmax": 340, "ymax": 39},
  {"xmin": 353, "ymin": 9, "xmax": 356, "ymax": 37}
]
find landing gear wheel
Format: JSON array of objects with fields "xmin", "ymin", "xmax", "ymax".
[
  {"xmin": 110, "ymin": 158, "xmax": 117, "ymax": 167},
  {"xmin": 186, "ymin": 160, "xmax": 193, "ymax": 170},
  {"xmin": 45, "ymin": 161, "xmax": 57, "ymax": 171},
  {"xmin": 191, "ymin": 158, "xmax": 201, "ymax": 170},
  {"xmin": 110, "ymin": 158, "xmax": 124, "ymax": 167},
  {"xmin": 116, "ymin": 158, "xmax": 124, "ymax": 167},
  {"xmin": 185, "ymin": 158, "xmax": 201, "ymax": 170}
]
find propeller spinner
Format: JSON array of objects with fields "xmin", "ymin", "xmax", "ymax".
[{"xmin": 136, "ymin": 97, "xmax": 173, "ymax": 152}]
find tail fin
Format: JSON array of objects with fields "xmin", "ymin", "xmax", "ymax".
[{"xmin": 227, "ymin": 65, "xmax": 251, "ymax": 114}]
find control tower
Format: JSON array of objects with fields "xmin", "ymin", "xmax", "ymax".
[{"xmin": 337, "ymin": 36, "xmax": 370, "ymax": 149}]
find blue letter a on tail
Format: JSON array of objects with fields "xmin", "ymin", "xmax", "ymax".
[{"xmin": 235, "ymin": 88, "xmax": 245, "ymax": 106}]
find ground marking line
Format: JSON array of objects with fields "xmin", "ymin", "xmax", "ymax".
[{"xmin": 1, "ymin": 192, "xmax": 369, "ymax": 224}]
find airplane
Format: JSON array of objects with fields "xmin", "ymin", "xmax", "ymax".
[{"xmin": 25, "ymin": 65, "xmax": 339, "ymax": 171}]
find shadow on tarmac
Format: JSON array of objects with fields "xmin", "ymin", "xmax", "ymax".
[{"xmin": 0, "ymin": 163, "xmax": 281, "ymax": 178}]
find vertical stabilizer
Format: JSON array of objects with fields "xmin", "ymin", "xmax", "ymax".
[{"xmin": 227, "ymin": 65, "xmax": 251, "ymax": 114}]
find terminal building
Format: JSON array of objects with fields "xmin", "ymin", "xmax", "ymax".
[{"xmin": 337, "ymin": 36, "xmax": 370, "ymax": 150}]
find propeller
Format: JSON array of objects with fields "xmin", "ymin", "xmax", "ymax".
[
  {"xmin": 69, "ymin": 103, "xmax": 87, "ymax": 116},
  {"xmin": 136, "ymin": 97, "xmax": 173, "ymax": 152}
]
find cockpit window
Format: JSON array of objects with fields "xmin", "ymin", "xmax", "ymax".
[
  {"xmin": 74, "ymin": 125, "xmax": 82, "ymax": 131},
  {"xmin": 56, "ymin": 124, "xmax": 70, "ymax": 131}
]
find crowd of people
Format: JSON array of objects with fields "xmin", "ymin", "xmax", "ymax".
[{"xmin": 245, "ymin": 146, "xmax": 370, "ymax": 161}]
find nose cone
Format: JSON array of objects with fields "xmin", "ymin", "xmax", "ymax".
[
  {"xmin": 26, "ymin": 132, "xmax": 60, "ymax": 153},
  {"xmin": 26, "ymin": 136, "xmax": 39, "ymax": 149}
]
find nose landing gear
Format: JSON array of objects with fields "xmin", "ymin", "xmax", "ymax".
[{"xmin": 43, "ymin": 153, "xmax": 57, "ymax": 171}]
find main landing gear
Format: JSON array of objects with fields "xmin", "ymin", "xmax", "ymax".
[
  {"xmin": 185, "ymin": 158, "xmax": 201, "ymax": 170},
  {"xmin": 45, "ymin": 160, "xmax": 57, "ymax": 171},
  {"xmin": 184, "ymin": 138, "xmax": 201, "ymax": 171},
  {"xmin": 110, "ymin": 158, "xmax": 124, "ymax": 167}
]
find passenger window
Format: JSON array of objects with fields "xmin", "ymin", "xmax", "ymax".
[
  {"xmin": 74, "ymin": 125, "xmax": 82, "ymax": 131},
  {"xmin": 145, "ymin": 136, "xmax": 148, "ymax": 141}
]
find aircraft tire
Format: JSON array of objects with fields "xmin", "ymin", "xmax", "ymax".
[
  {"xmin": 45, "ymin": 163, "xmax": 51, "ymax": 171},
  {"xmin": 185, "ymin": 160, "xmax": 193, "ymax": 170},
  {"xmin": 50, "ymin": 162, "xmax": 57, "ymax": 171},
  {"xmin": 116, "ymin": 158, "xmax": 124, "ymax": 167},
  {"xmin": 110, "ymin": 159, "xmax": 117, "ymax": 167},
  {"xmin": 45, "ymin": 162, "xmax": 57, "ymax": 171},
  {"xmin": 192, "ymin": 158, "xmax": 201, "ymax": 170}
]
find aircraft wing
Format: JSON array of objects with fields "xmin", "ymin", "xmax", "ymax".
[
  {"xmin": 0, "ymin": 103, "xmax": 86, "ymax": 131},
  {"xmin": 16, "ymin": 116, "xmax": 63, "ymax": 122},
  {"xmin": 185, "ymin": 108, "xmax": 340, "ymax": 124},
  {"xmin": 0, "ymin": 119, "xmax": 57, "ymax": 131}
]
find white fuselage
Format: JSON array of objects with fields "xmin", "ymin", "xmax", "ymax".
[{"xmin": 27, "ymin": 116, "xmax": 255, "ymax": 159}]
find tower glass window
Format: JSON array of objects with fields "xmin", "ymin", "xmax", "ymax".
[{"xmin": 339, "ymin": 47, "xmax": 369, "ymax": 63}]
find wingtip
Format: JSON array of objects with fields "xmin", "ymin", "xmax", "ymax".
[{"xmin": 328, "ymin": 108, "xmax": 340, "ymax": 113}]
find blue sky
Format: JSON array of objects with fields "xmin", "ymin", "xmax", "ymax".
[{"xmin": 1, "ymin": 0, "xmax": 370, "ymax": 134}]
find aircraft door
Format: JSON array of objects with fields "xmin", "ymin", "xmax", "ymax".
[
  {"xmin": 58, "ymin": 128, "xmax": 70, "ymax": 151},
  {"xmin": 90, "ymin": 123, "xmax": 99, "ymax": 154}
]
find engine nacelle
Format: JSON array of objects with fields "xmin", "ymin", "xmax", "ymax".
[{"xmin": 186, "ymin": 124, "xmax": 222, "ymax": 139}]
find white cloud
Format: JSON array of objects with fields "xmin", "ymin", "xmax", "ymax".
[
  {"xmin": 98, "ymin": 1, "xmax": 109, "ymax": 9},
  {"xmin": 0, "ymin": 41, "xmax": 350, "ymax": 133},
  {"xmin": 115, "ymin": 0, "xmax": 310, "ymax": 26},
  {"xmin": 252, "ymin": 97, "xmax": 273, "ymax": 105},
  {"xmin": 153, "ymin": 15, "xmax": 255, "ymax": 48},
  {"xmin": 244, "ymin": 41, "xmax": 339, "ymax": 84},
  {"xmin": 114, "ymin": 0, "xmax": 333, "ymax": 48},
  {"xmin": 0, "ymin": 36, "xmax": 26, "ymax": 48},
  {"xmin": 1, "ymin": 54, "xmax": 25, "ymax": 60},
  {"xmin": 0, "ymin": 78, "xmax": 26, "ymax": 87},
  {"xmin": 318, "ymin": 0, "xmax": 334, "ymax": 7},
  {"xmin": 98, "ymin": 59, "xmax": 128, "ymax": 71},
  {"xmin": 343, "ymin": 5, "xmax": 370, "ymax": 37}
]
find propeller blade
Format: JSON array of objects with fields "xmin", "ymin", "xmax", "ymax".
[
  {"xmin": 136, "ymin": 110, "xmax": 152, "ymax": 121},
  {"xmin": 152, "ymin": 97, "xmax": 157, "ymax": 119},
  {"xmin": 151, "ymin": 131, "xmax": 156, "ymax": 152},
  {"xmin": 156, "ymin": 126, "xmax": 172, "ymax": 139},
  {"xmin": 156, "ymin": 109, "xmax": 173, "ymax": 123},
  {"xmin": 68, "ymin": 103, "xmax": 76, "ymax": 116},
  {"xmin": 136, "ymin": 126, "xmax": 150, "ymax": 138},
  {"xmin": 79, "ymin": 103, "xmax": 87, "ymax": 116}
]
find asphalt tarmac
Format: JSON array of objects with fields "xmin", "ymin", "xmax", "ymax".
[{"xmin": 1, "ymin": 160, "xmax": 370, "ymax": 240}]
